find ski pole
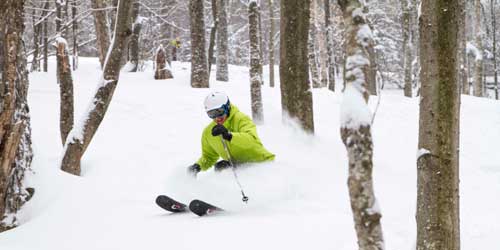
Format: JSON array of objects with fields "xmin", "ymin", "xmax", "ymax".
[{"xmin": 220, "ymin": 136, "xmax": 249, "ymax": 203}]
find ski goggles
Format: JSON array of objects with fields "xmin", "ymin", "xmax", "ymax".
[{"xmin": 207, "ymin": 107, "xmax": 226, "ymax": 119}]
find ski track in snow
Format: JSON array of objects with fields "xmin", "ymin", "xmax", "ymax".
[{"xmin": 0, "ymin": 57, "xmax": 499, "ymax": 250}]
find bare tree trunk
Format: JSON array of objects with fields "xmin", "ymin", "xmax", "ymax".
[
  {"xmin": 72, "ymin": 0, "xmax": 78, "ymax": 71},
  {"xmin": 280, "ymin": 0, "xmax": 314, "ymax": 133},
  {"xmin": 154, "ymin": 45, "xmax": 173, "ymax": 79},
  {"xmin": 402, "ymin": 0, "xmax": 412, "ymax": 97},
  {"xmin": 337, "ymin": 0, "xmax": 384, "ymax": 249},
  {"xmin": 258, "ymin": 4, "xmax": 264, "ymax": 84},
  {"xmin": 417, "ymin": 0, "xmax": 461, "ymax": 249},
  {"xmin": 127, "ymin": 0, "xmax": 141, "ymax": 72},
  {"xmin": 308, "ymin": 6, "xmax": 321, "ymax": 89},
  {"xmin": 189, "ymin": 0, "xmax": 209, "ymax": 88},
  {"xmin": 61, "ymin": 0, "xmax": 132, "ymax": 176},
  {"xmin": 491, "ymin": 0, "xmax": 499, "ymax": 99},
  {"xmin": 43, "ymin": 2, "xmax": 49, "ymax": 73},
  {"xmin": 0, "ymin": 0, "xmax": 34, "ymax": 231},
  {"xmin": 216, "ymin": 0, "xmax": 229, "ymax": 81},
  {"xmin": 325, "ymin": 0, "xmax": 336, "ymax": 91},
  {"xmin": 91, "ymin": 0, "xmax": 111, "ymax": 68},
  {"xmin": 473, "ymin": 0, "xmax": 484, "ymax": 97},
  {"xmin": 55, "ymin": 38, "xmax": 74, "ymax": 145},
  {"xmin": 208, "ymin": 0, "xmax": 218, "ymax": 75},
  {"xmin": 249, "ymin": 1, "xmax": 264, "ymax": 124},
  {"xmin": 55, "ymin": 0, "xmax": 62, "ymax": 33},
  {"xmin": 268, "ymin": 0, "xmax": 275, "ymax": 88}
]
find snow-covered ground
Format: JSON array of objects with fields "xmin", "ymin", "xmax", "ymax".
[{"xmin": 0, "ymin": 57, "xmax": 499, "ymax": 249}]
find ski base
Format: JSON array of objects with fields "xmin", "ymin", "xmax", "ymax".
[
  {"xmin": 189, "ymin": 199, "xmax": 223, "ymax": 216},
  {"xmin": 155, "ymin": 195, "xmax": 187, "ymax": 213}
]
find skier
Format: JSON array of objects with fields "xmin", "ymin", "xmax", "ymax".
[{"xmin": 187, "ymin": 92, "xmax": 275, "ymax": 177}]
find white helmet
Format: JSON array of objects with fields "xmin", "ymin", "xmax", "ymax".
[{"xmin": 204, "ymin": 91, "xmax": 230, "ymax": 111}]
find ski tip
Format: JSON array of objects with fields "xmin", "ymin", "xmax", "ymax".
[{"xmin": 189, "ymin": 199, "xmax": 223, "ymax": 216}]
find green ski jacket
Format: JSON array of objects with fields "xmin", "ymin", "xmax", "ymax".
[{"xmin": 196, "ymin": 104, "xmax": 275, "ymax": 171}]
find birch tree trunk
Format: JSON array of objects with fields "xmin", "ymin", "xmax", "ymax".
[
  {"xmin": 417, "ymin": 0, "xmax": 461, "ymax": 249},
  {"xmin": 280, "ymin": 0, "xmax": 314, "ymax": 133},
  {"xmin": 337, "ymin": 0, "xmax": 384, "ymax": 249},
  {"xmin": 55, "ymin": 38, "xmax": 74, "ymax": 145},
  {"xmin": 189, "ymin": 0, "xmax": 209, "ymax": 88},
  {"xmin": 91, "ymin": 0, "xmax": 111, "ymax": 68},
  {"xmin": 0, "ymin": 0, "xmax": 34, "ymax": 231},
  {"xmin": 60, "ymin": 0, "xmax": 132, "ymax": 176},
  {"xmin": 325, "ymin": 0, "xmax": 336, "ymax": 91},
  {"xmin": 473, "ymin": 0, "xmax": 484, "ymax": 97},
  {"xmin": 249, "ymin": 1, "xmax": 264, "ymax": 124},
  {"xmin": 216, "ymin": 0, "xmax": 229, "ymax": 81},
  {"xmin": 268, "ymin": 0, "xmax": 275, "ymax": 88}
]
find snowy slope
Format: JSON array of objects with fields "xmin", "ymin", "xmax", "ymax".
[{"xmin": 0, "ymin": 57, "xmax": 499, "ymax": 249}]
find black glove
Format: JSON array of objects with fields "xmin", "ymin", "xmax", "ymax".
[
  {"xmin": 187, "ymin": 163, "xmax": 201, "ymax": 177},
  {"xmin": 211, "ymin": 124, "xmax": 232, "ymax": 141}
]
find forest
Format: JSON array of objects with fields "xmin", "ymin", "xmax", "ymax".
[{"xmin": 0, "ymin": 0, "xmax": 499, "ymax": 250}]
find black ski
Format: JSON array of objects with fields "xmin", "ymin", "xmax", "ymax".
[
  {"xmin": 189, "ymin": 199, "xmax": 223, "ymax": 216},
  {"xmin": 155, "ymin": 195, "xmax": 187, "ymax": 213}
]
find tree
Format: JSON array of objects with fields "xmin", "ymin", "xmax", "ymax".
[
  {"xmin": 267, "ymin": 0, "xmax": 276, "ymax": 88},
  {"xmin": 473, "ymin": 0, "xmax": 484, "ymax": 97},
  {"xmin": 249, "ymin": 1, "xmax": 264, "ymax": 123},
  {"xmin": 208, "ymin": 0, "xmax": 218, "ymax": 75},
  {"xmin": 337, "ymin": 0, "xmax": 384, "ymax": 249},
  {"xmin": 402, "ymin": 0, "xmax": 414, "ymax": 97},
  {"xmin": 216, "ymin": 0, "xmax": 229, "ymax": 81},
  {"xmin": 55, "ymin": 37, "xmax": 75, "ymax": 145},
  {"xmin": 417, "ymin": 0, "xmax": 461, "ymax": 249},
  {"xmin": 154, "ymin": 45, "xmax": 173, "ymax": 79},
  {"xmin": 126, "ymin": 0, "xmax": 142, "ymax": 72},
  {"xmin": 61, "ymin": 0, "xmax": 133, "ymax": 176},
  {"xmin": 491, "ymin": 0, "xmax": 499, "ymax": 100},
  {"xmin": 91, "ymin": 0, "xmax": 111, "ymax": 68},
  {"xmin": 189, "ymin": 0, "xmax": 209, "ymax": 88},
  {"xmin": 280, "ymin": 0, "xmax": 314, "ymax": 133},
  {"xmin": 0, "ymin": 0, "xmax": 34, "ymax": 231},
  {"xmin": 308, "ymin": 3, "xmax": 321, "ymax": 89},
  {"xmin": 324, "ymin": 0, "xmax": 336, "ymax": 91}
]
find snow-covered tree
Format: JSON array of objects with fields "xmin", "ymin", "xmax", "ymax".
[
  {"xmin": 337, "ymin": 0, "xmax": 384, "ymax": 249},
  {"xmin": 249, "ymin": 1, "xmax": 263, "ymax": 123},
  {"xmin": 189, "ymin": 0, "xmax": 209, "ymax": 88},
  {"xmin": 0, "ymin": 0, "xmax": 34, "ymax": 232}
]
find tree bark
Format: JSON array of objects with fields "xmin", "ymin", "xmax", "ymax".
[
  {"xmin": 417, "ymin": 0, "xmax": 461, "ymax": 249},
  {"xmin": 189, "ymin": 0, "xmax": 209, "ymax": 88},
  {"xmin": 280, "ymin": 0, "xmax": 314, "ymax": 133},
  {"xmin": 491, "ymin": 0, "xmax": 499, "ymax": 99},
  {"xmin": 473, "ymin": 0, "xmax": 484, "ymax": 97},
  {"xmin": 308, "ymin": 6, "xmax": 321, "ymax": 89},
  {"xmin": 61, "ymin": 0, "xmax": 132, "ymax": 176},
  {"xmin": 155, "ymin": 45, "xmax": 173, "ymax": 80},
  {"xmin": 216, "ymin": 0, "xmax": 229, "ymax": 81},
  {"xmin": 0, "ymin": 0, "xmax": 34, "ymax": 231},
  {"xmin": 402, "ymin": 0, "xmax": 413, "ymax": 97},
  {"xmin": 268, "ymin": 0, "xmax": 275, "ymax": 88},
  {"xmin": 91, "ymin": 0, "xmax": 111, "ymax": 68},
  {"xmin": 72, "ymin": 0, "xmax": 78, "ymax": 71},
  {"xmin": 337, "ymin": 1, "xmax": 384, "ymax": 249},
  {"xmin": 325, "ymin": 0, "xmax": 336, "ymax": 91},
  {"xmin": 249, "ymin": 1, "xmax": 264, "ymax": 124},
  {"xmin": 208, "ymin": 0, "xmax": 218, "ymax": 75},
  {"xmin": 127, "ymin": 0, "xmax": 141, "ymax": 72},
  {"xmin": 55, "ymin": 38, "xmax": 74, "ymax": 145}
]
